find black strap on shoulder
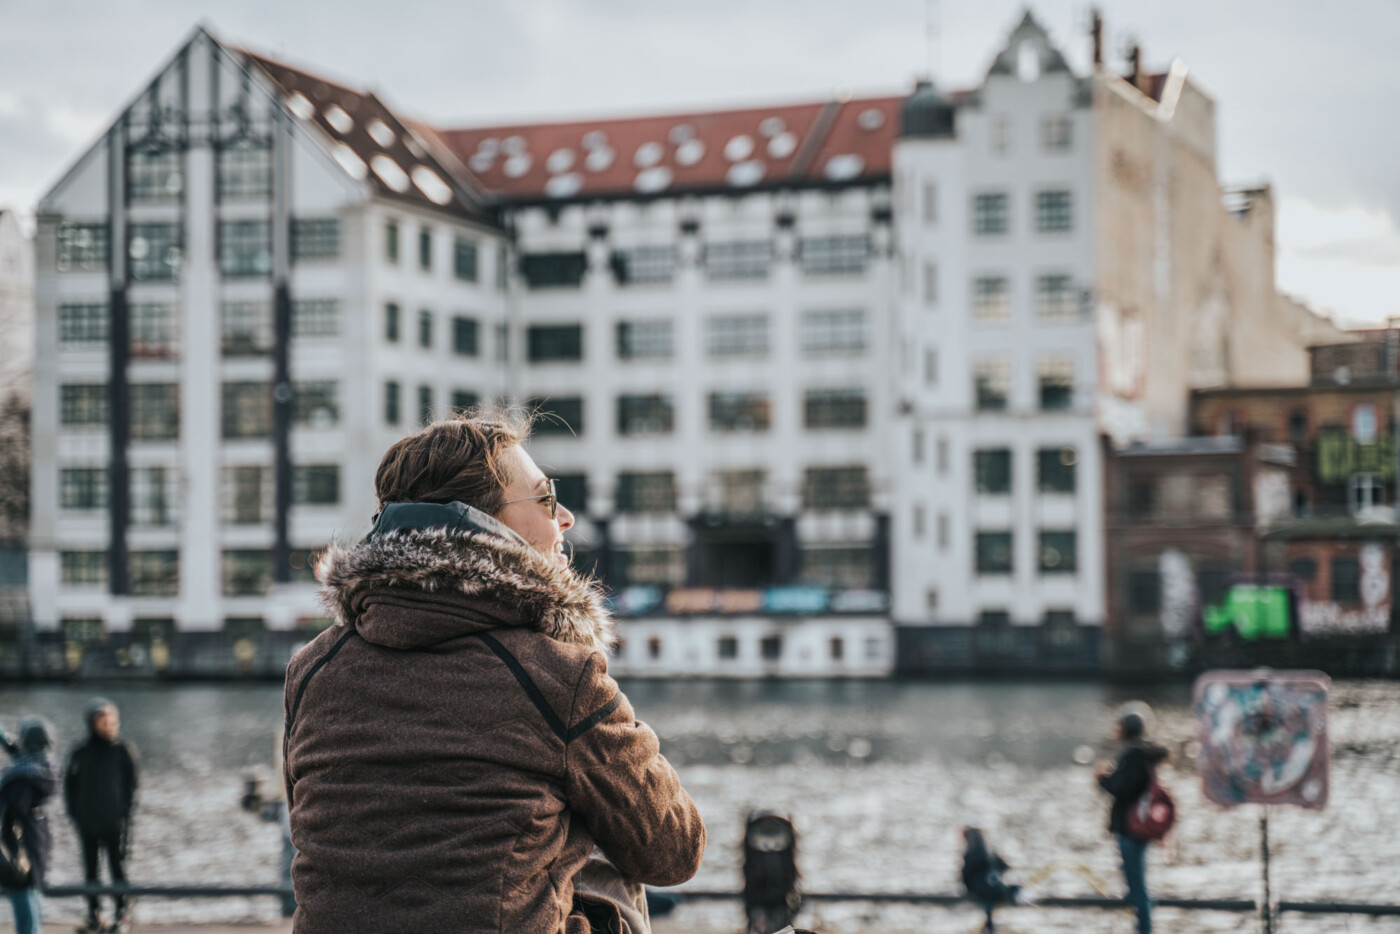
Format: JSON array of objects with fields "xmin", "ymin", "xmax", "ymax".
[
  {"xmin": 475, "ymin": 632, "xmax": 617, "ymax": 744},
  {"xmin": 287, "ymin": 627, "xmax": 358, "ymax": 733}
]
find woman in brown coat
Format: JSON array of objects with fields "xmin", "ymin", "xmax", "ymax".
[{"xmin": 283, "ymin": 412, "xmax": 706, "ymax": 933}]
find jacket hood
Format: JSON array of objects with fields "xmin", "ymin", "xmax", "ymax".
[{"xmin": 316, "ymin": 501, "xmax": 615, "ymax": 653}]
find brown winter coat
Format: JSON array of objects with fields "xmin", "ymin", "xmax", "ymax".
[{"xmin": 283, "ymin": 507, "xmax": 706, "ymax": 933}]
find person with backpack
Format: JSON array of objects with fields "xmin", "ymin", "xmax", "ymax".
[
  {"xmin": 1, "ymin": 718, "xmax": 58, "ymax": 934},
  {"xmin": 64, "ymin": 698, "xmax": 139, "ymax": 933},
  {"xmin": 959, "ymin": 827, "xmax": 1023, "ymax": 933},
  {"xmin": 1095, "ymin": 706, "xmax": 1169, "ymax": 934}
]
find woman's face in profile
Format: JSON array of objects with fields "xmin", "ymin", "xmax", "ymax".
[{"xmin": 495, "ymin": 446, "xmax": 575, "ymax": 565}]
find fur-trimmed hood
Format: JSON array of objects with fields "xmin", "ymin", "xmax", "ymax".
[{"xmin": 316, "ymin": 503, "xmax": 614, "ymax": 654}]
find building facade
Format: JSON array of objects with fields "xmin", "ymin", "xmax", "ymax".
[{"xmin": 26, "ymin": 14, "xmax": 1341, "ymax": 678}]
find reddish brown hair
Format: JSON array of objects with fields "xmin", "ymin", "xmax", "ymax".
[{"xmin": 374, "ymin": 409, "xmax": 532, "ymax": 515}]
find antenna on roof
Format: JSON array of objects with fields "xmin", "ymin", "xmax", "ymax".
[{"xmin": 924, "ymin": 0, "xmax": 941, "ymax": 82}]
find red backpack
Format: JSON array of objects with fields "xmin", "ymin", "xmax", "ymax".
[{"xmin": 1126, "ymin": 768, "xmax": 1176, "ymax": 841}]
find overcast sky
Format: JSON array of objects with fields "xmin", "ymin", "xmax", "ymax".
[{"xmin": 2, "ymin": 0, "xmax": 1396, "ymax": 324}]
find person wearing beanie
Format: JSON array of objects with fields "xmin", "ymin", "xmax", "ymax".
[
  {"xmin": 1094, "ymin": 705, "xmax": 1168, "ymax": 934},
  {"xmin": 64, "ymin": 699, "xmax": 139, "ymax": 934},
  {"xmin": 1, "ymin": 717, "xmax": 59, "ymax": 934}
]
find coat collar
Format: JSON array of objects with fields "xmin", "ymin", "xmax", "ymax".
[{"xmin": 316, "ymin": 503, "xmax": 614, "ymax": 654}]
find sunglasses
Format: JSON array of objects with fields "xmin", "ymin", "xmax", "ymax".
[{"xmin": 500, "ymin": 478, "xmax": 558, "ymax": 518}]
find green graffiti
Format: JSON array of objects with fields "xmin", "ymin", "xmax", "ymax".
[
  {"xmin": 1316, "ymin": 432, "xmax": 1396, "ymax": 484},
  {"xmin": 1203, "ymin": 585, "xmax": 1292, "ymax": 640}
]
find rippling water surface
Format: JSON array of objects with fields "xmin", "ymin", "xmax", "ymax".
[{"xmin": 2, "ymin": 678, "xmax": 1397, "ymax": 932}]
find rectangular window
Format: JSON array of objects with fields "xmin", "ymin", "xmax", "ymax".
[
  {"xmin": 759, "ymin": 635, "xmax": 783, "ymax": 661},
  {"xmin": 217, "ymin": 141, "xmax": 271, "ymax": 199},
  {"xmin": 707, "ymin": 314, "xmax": 769, "ymax": 357},
  {"xmin": 385, "ymin": 220, "xmax": 400, "ymax": 263},
  {"xmin": 802, "ymin": 466, "xmax": 870, "ymax": 510},
  {"xmin": 61, "ymin": 551, "xmax": 107, "ymax": 586},
  {"xmin": 717, "ymin": 635, "xmax": 739, "ymax": 660},
  {"xmin": 218, "ymin": 220, "xmax": 270, "ymax": 278},
  {"xmin": 974, "ymin": 359, "xmax": 1010, "ymax": 412},
  {"xmin": 291, "ymin": 299, "xmax": 339, "ymax": 338},
  {"xmin": 1128, "ymin": 570, "xmax": 1161, "ymax": 613},
  {"xmin": 972, "ymin": 276, "xmax": 1011, "ymax": 322},
  {"xmin": 617, "ymin": 547, "xmax": 686, "ymax": 586},
  {"xmin": 554, "ymin": 474, "xmax": 588, "ymax": 515},
  {"xmin": 60, "ymin": 384, "xmax": 108, "ymax": 427},
  {"xmin": 704, "ymin": 240, "xmax": 772, "ymax": 280},
  {"xmin": 1042, "ymin": 114, "xmax": 1073, "ymax": 152},
  {"xmin": 615, "ymin": 471, "xmax": 677, "ymax": 514},
  {"xmin": 975, "ymin": 610, "xmax": 1016, "ymax": 658},
  {"xmin": 292, "ymin": 218, "xmax": 340, "ymax": 261},
  {"xmin": 293, "ymin": 380, "xmax": 339, "ymax": 427},
  {"xmin": 1036, "ymin": 274, "xmax": 1078, "ymax": 319},
  {"xmin": 59, "ymin": 303, "xmax": 108, "ymax": 345},
  {"xmin": 616, "ymin": 320, "xmax": 674, "ymax": 360},
  {"xmin": 57, "ymin": 223, "xmax": 109, "ymax": 271},
  {"xmin": 129, "ymin": 222, "xmax": 181, "ymax": 281},
  {"xmin": 1039, "ymin": 530, "xmax": 1077, "ymax": 574},
  {"xmin": 130, "ymin": 466, "xmax": 177, "ymax": 526},
  {"xmin": 129, "ymin": 550, "xmax": 179, "ymax": 596},
  {"xmin": 129, "ymin": 303, "xmax": 178, "ymax": 358},
  {"xmin": 418, "ymin": 309, "xmax": 434, "ymax": 348},
  {"xmin": 529, "ymin": 396, "xmax": 584, "ymax": 436},
  {"xmin": 800, "ymin": 546, "xmax": 873, "ymax": 589},
  {"xmin": 127, "ymin": 148, "xmax": 181, "ymax": 202},
  {"xmin": 709, "ymin": 392, "xmax": 772, "ymax": 432},
  {"xmin": 990, "ymin": 115, "xmax": 1011, "ymax": 154},
  {"xmin": 451, "ymin": 389, "xmax": 479, "ymax": 413},
  {"xmin": 221, "ymin": 465, "xmax": 269, "ymax": 525},
  {"xmin": 385, "ymin": 302, "xmax": 401, "ymax": 343},
  {"xmin": 221, "ymin": 301, "xmax": 272, "ymax": 356},
  {"xmin": 1038, "ymin": 447, "xmax": 1077, "ymax": 493},
  {"xmin": 62, "ymin": 616, "xmax": 106, "ymax": 644},
  {"xmin": 1036, "ymin": 190, "xmax": 1073, "ymax": 233},
  {"xmin": 611, "ymin": 246, "xmax": 677, "ymax": 285},
  {"xmin": 495, "ymin": 323, "xmax": 509, "ymax": 362},
  {"xmin": 221, "ymin": 381, "xmax": 271, "ymax": 439},
  {"xmin": 384, "ymin": 381, "xmax": 401, "ymax": 425},
  {"xmin": 974, "ymin": 449, "xmax": 1012, "ymax": 494},
  {"xmin": 712, "ymin": 468, "xmax": 767, "ymax": 515},
  {"xmin": 130, "ymin": 382, "xmax": 179, "ymax": 441},
  {"xmin": 418, "ymin": 226, "xmax": 433, "ymax": 271},
  {"xmin": 527, "ymin": 324, "xmax": 584, "ymax": 362},
  {"xmin": 1038, "ymin": 356, "xmax": 1074, "ymax": 411},
  {"xmin": 973, "ymin": 192, "xmax": 1009, "ymax": 235},
  {"xmin": 799, "ymin": 235, "xmax": 871, "ymax": 276},
  {"xmin": 520, "ymin": 252, "xmax": 588, "ymax": 288},
  {"xmin": 617, "ymin": 394, "xmax": 675, "ymax": 436},
  {"xmin": 801, "ymin": 309, "xmax": 867, "ymax": 354},
  {"xmin": 938, "ymin": 512, "xmax": 950, "ymax": 550},
  {"xmin": 804, "ymin": 388, "xmax": 867, "ymax": 430},
  {"xmin": 60, "ymin": 468, "xmax": 107, "ymax": 509},
  {"xmin": 417, "ymin": 385, "xmax": 434, "ymax": 426},
  {"xmin": 452, "ymin": 316, "xmax": 479, "ymax": 356},
  {"xmin": 1332, "ymin": 557, "xmax": 1361, "ymax": 603},
  {"xmin": 924, "ymin": 347, "xmax": 938, "ymax": 385},
  {"xmin": 222, "ymin": 549, "xmax": 270, "ymax": 597},
  {"xmin": 922, "ymin": 181, "xmax": 938, "ymax": 224},
  {"xmin": 975, "ymin": 531, "xmax": 1013, "ymax": 575},
  {"xmin": 923, "ymin": 262, "xmax": 938, "ymax": 305},
  {"xmin": 454, "ymin": 237, "xmax": 479, "ymax": 281},
  {"xmin": 293, "ymin": 465, "xmax": 340, "ymax": 506}
]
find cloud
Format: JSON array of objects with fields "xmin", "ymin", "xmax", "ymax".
[{"xmin": 1277, "ymin": 197, "xmax": 1400, "ymax": 324}]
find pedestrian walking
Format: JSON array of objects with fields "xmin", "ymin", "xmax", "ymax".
[
  {"xmin": 1, "ymin": 717, "xmax": 58, "ymax": 934},
  {"xmin": 64, "ymin": 698, "xmax": 139, "ymax": 933},
  {"xmin": 959, "ymin": 827, "xmax": 1023, "ymax": 933},
  {"xmin": 284, "ymin": 411, "xmax": 706, "ymax": 933},
  {"xmin": 1095, "ymin": 705, "xmax": 1168, "ymax": 934}
]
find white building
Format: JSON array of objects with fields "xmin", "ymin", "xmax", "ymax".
[{"xmin": 28, "ymin": 15, "xmax": 1334, "ymax": 677}]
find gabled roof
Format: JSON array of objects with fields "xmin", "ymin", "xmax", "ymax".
[
  {"xmin": 987, "ymin": 10, "xmax": 1072, "ymax": 78},
  {"xmin": 435, "ymin": 95, "xmax": 905, "ymax": 202},
  {"xmin": 236, "ymin": 47, "xmax": 491, "ymax": 221}
]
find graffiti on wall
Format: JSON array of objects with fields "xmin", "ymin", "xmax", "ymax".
[
  {"xmin": 1159, "ymin": 548, "xmax": 1195, "ymax": 639},
  {"xmin": 1298, "ymin": 543, "xmax": 1391, "ymax": 636}
]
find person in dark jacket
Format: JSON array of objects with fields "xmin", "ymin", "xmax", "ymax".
[
  {"xmin": 285, "ymin": 412, "xmax": 706, "ymax": 934},
  {"xmin": 960, "ymin": 827, "xmax": 1022, "ymax": 933},
  {"xmin": 1, "ymin": 717, "xmax": 58, "ymax": 934},
  {"xmin": 64, "ymin": 698, "xmax": 139, "ymax": 933},
  {"xmin": 1095, "ymin": 706, "xmax": 1168, "ymax": 934}
]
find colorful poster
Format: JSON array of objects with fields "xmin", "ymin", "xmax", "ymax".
[
  {"xmin": 1203, "ymin": 586, "xmax": 1293, "ymax": 640},
  {"xmin": 1193, "ymin": 670, "xmax": 1330, "ymax": 809}
]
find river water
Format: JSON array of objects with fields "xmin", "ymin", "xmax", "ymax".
[{"xmin": 1, "ymin": 678, "xmax": 1397, "ymax": 933}]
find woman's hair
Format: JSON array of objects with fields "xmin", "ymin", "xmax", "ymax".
[{"xmin": 374, "ymin": 409, "xmax": 532, "ymax": 515}]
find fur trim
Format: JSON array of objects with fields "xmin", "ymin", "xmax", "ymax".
[{"xmin": 316, "ymin": 528, "xmax": 615, "ymax": 653}]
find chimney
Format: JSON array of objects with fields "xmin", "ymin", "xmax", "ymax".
[
  {"xmin": 1127, "ymin": 42, "xmax": 1142, "ymax": 88},
  {"xmin": 1091, "ymin": 9, "xmax": 1103, "ymax": 67}
]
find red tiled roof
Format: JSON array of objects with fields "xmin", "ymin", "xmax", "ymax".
[
  {"xmin": 436, "ymin": 95, "xmax": 905, "ymax": 201},
  {"xmin": 236, "ymin": 47, "xmax": 490, "ymax": 220}
]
